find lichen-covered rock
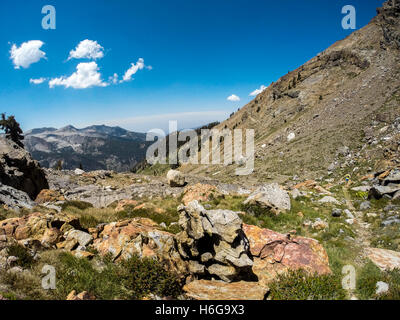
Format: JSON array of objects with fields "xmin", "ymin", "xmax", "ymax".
[
  {"xmin": 243, "ymin": 224, "xmax": 331, "ymax": 285},
  {"xmin": 243, "ymin": 183, "xmax": 291, "ymax": 214},
  {"xmin": 35, "ymin": 189, "xmax": 65, "ymax": 204},
  {"xmin": 176, "ymin": 201, "xmax": 254, "ymax": 282},
  {"xmin": 0, "ymin": 211, "xmax": 81, "ymax": 247},
  {"xmin": 183, "ymin": 280, "xmax": 268, "ymax": 300},
  {"xmin": 0, "ymin": 137, "xmax": 48, "ymax": 200},
  {"xmin": 93, "ymin": 217, "xmax": 188, "ymax": 276}
]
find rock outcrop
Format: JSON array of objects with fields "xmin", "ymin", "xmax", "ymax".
[
  {"xmin": 243, "ymin": 183, "xmax": 291, "ymax": 214},
  {"xmin": 176, "ymin": 201, "xmax": 254, "ymax": 282},
  {"xmin": 369, "ymin": 168, "xmax": 400, "ymax": 200},
  {"xmin": 243, "ymin": 224, "xmax": 331, "ymax": 285},
  {"xmin": 92, "ymin": 217, "xmax": 188, "ymax": 276},
  {"xmin": 0, "ymin": 211, "xmax": 81, "ymax": 248},
  {"xmin": 0, "ymin": 137, "xmax": 48, "ymax": 200},
  {"xmin": 0, "ymin": 183, "xmax": 34, "ymax": 211},
  {"xmin": 365, "ymin": 247, "xmax": 400, "ymax": 271}
]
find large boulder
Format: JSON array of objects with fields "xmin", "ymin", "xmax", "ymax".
[
  {"xmin": 243, "ymin": 183, "xmax": 291, "ymax": 214},
  {"xmin": 0, "ymin": 137, "xmax": 48, "ymax": 200},
  {"xmin": 167, "ymin": 170, "xmax": 186, "ymax": 187},
  {"xmin": 364, "ymin": 247, "xmax": 400, "ymax": 271},
  {"xmin": 93, "ymin": 217, "xmax": 188, "ymax": 276},
  {"xmin": 0, "ymin": 183, "xmax": 35, "ymax": 211},
  {"xmin": 176, "ymin": 201, "xmax": 254, "ymax": 282},
  {"xmin": 369, "ymin": 185, "xmax": 400, "ymax": 199},
  {"xmin": 183, "ymin": 280, "xmax": 268, "ymax": 300},
  {"xmin": 243, "ymin": 224, "xmax": 331, "ymax": 285}
]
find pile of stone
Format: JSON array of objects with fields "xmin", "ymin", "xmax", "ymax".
[
  {"xmin": 176, "ymin": 201, "xmax": 254, "ymax": 282},
  {"xmin": 369, "ymin": 168, "xmax": 400, "ymax": 201}
]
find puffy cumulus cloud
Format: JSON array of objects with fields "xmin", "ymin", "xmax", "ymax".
[
  {"xmin": 10, "ymin": 40, "xmax": 46, "ymax": 69},
  {"xmin": 249, "ymin": 85, "xmax": 267, "ymax": 96},
  {"xmin": 227, "ymin": 94, "xmax": 240, "ymax": 102},
  {"xmin": 49, "ymin": 62, "xmax": 108, "ymax": 89},
  {"xmin": 121, "ymin": 58, "xmax": 151, "ymax": 82},
  {"xmin": 68, "ymin": 39, "xmax": 104, "ymax": 60},
  {"xmin": 30, "ymin": 78, "xmax": 47, "ymax": 85}
]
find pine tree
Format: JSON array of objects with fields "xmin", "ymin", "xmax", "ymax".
[
  {"xmin": 0, "ymin": 113, "xmax": 24, "ymax": 148},
  {"xmin": 54, "ymin": 160, "xmax": 63, "ymax": 171}
]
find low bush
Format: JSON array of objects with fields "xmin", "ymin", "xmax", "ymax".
[{"xmin": 269, "ymin": 269, "xmax": 347, "ymax": 300}]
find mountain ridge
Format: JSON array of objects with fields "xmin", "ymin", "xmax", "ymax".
[{"xmin": 24, "ymin": 124, "xmax": 150, "ymax": 172}]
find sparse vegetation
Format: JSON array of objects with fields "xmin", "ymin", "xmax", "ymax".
[{"xmin": 269, "ymin": 269, "xmax": 347, "ymax": 300}]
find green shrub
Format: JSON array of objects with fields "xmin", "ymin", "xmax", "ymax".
[
  {"xmin": 269, "ymin": 270, "xmax": 347, "ymax": 300},
  {"xmin": 7, "ymin": 244, "xmax": 34, "ymax": 268},
  {"xmin": 356, "ymin": 260, "xmax": 400, "ymax": 300},
  {"xmin": 42, "ymin": 252, "xmax": 182, "ymax": 300}
]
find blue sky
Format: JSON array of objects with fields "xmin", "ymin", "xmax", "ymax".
[{"xmin": 0, "ymin": 0, "xmax": 383, "ymax": 133}]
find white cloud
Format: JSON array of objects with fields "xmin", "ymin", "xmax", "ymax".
[
  {"xmin": 109, "ymin": 73, "xmax": 119, "ymax": 84},
  {"xmin": 30, "ymin": 77, "xmax": 47, "ymax": 85},
  {"xmin": 121, "ymin": 58, "xmax": 146, "ymax": 82},
  {"xmin": 227, "ymin": 94, "xmax": 240, "ymax": 102},
  {"xmin": 49, "ymin": 62, "xmax": 108, "ymax": 89},
  {"xmin": 68, "ymin": 39, "xmax": 104, "ymax": 60},
  {"xmin": 249, "ymin": 85, "xmax": 267, "ymax": 96},
  {"xmin": 10, "ymin": 40, "xmax": 46, "ymax": 69}
]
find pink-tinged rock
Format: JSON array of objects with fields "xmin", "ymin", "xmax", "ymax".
[{"xmin": 243, "ymin": 224, "xmax": 331, "ymax": 284}]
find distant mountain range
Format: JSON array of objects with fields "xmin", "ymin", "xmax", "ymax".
[{"xmin": 24, "ymin": 125, "xmax": 150, "ymax": 172}]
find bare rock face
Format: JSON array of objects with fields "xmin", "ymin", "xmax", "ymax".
[
  {"xmin": 0, "ymin": 137, "xmax": 48, "ymax": 200},
  {"xmin": 183, "ymin": 280, "xmax": 268, "ymax": 300},
  {"xmin": 243, "ymin": 224, "xmax": 331, "ymax": 285},
  {"xmin": 0, "ymin": 183, "xmax": 35, "ymax": 211},
  {"xmin": 167, "ymin": 170, "xmax": 186, "ymax": 187},
  {"xmin": 243, "ymin": 183, "xmax": 291, "ymax": 214},
  {"xmin": 176, "ymin": 201, "xmax": 254, "ymax": 282}
]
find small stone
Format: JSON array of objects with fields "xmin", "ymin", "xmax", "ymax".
[
  {"xmin": 360, "ymin": 201, "xmax": 371, "ymax": 211},
  {"xmin": 376, "ymin": 281, "xmax": 389, "ymax": 295},
  {"xmin": 331, "ymin": 208, "xmax": 342, "ymax": 217},
  {"xmin": 344, "ymin": 209, "xmax": 354, "ymax": 219}
]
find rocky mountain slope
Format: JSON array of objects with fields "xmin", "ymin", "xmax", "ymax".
[
  {"xmin": 181, "ymin": 0, "xmax": 400, "ymax": 185},
  {"xmin": 24, "ymin": 125, "xmax": 150, "ymax": 172}
]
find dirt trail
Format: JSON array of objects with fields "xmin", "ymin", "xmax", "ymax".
[{"xmin": 342, "ymin": 186, "xmax": 371, "ymax": 248}]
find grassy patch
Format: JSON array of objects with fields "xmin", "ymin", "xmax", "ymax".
[
  {"xmin": 356, "ymin": 260, "xmax": 400, "ymax": 300},
  {"xmin": 269, "ymin": 269, "xmax": 347, "ymax": 300},
  {"xmin": 1, "ymin": 250, "xmax": 183, "ymax": 300}
]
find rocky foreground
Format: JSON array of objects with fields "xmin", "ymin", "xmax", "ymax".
[{"xmin": 1, "ymin": 134, "xmax": 400, "ymax": 300}]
